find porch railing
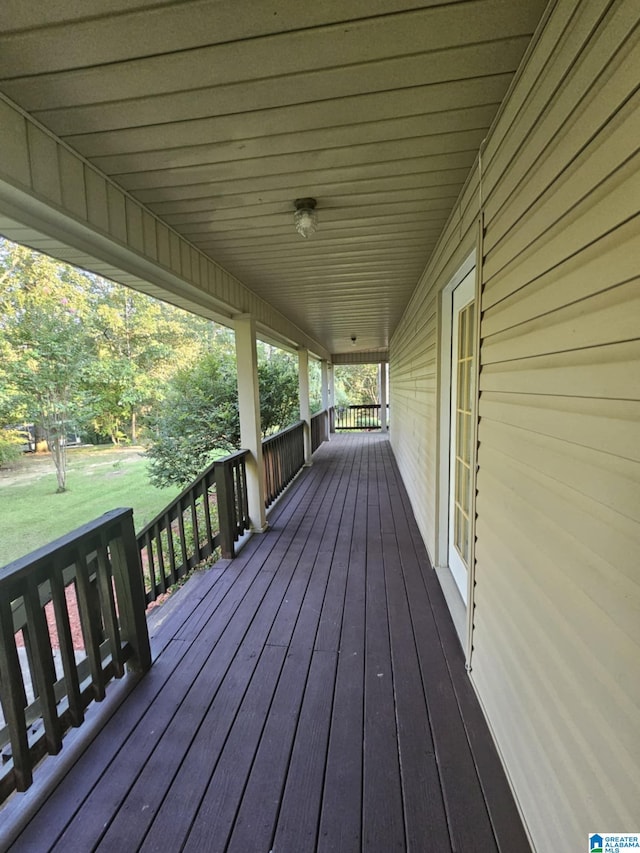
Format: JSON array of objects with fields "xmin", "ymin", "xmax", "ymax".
[
  {"xmin": 0, "ymin": 422, "xmax": 326, "ymax": 802},
  {"xmin": 0, "ymin": 508, "xmax": 150, "ymax": 801},
  {"xmin": 137, "ymin": 449, "xmax": 250, "ymax": 600},
  {"xmin": 262, "ymin": 421, "xmax": 305, "ymax": 507},
  {"xmin": 331, "ymin": 403, "xmax": 389, "ymax": 431},
  {"xmin": 310, "ymin": 409, "xmax": 329, "ymax": 453}
]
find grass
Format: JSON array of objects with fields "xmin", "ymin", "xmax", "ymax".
[{"xmin": 0, "ymin": 446, "xmax": 180, "ymax": 567}]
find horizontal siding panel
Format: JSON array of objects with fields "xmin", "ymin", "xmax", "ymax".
[
  {"xmin": 480, "ymin": 0, "xmax": 585, "ymax": 178},
  {"xmin": 477, "ymin": 417, "xmax": 639, "ymax": 520},
  {"xmin": 483, "ymin": 149, "xmax": 640, "ymax": 295},
  {"xmin": 477, "ymin": 437, "xmax": 640, "ymax": 608},
  {"xmin": 481, "ymin": 216, "xmax": 639, "ymax": 337},
  {"xmin": 486, "ymin": 35, "xmax": 640, "ymax": 256},
  {"xmin": 484, "ymin": 4, "xmax": 640, "ymax": 237},
  {"xmin": 473, "ymin": 564, "xmax": 639, "ymax": 852},
  {"xmin": 484, "ymin": 117, "xmax": 640, "ymax": 294},
  {"xmin": 390, "ymin": 285, "xmax": 439, "ymax": 559},
  {"xmin": 480, "ymin": 392, "xmax": 640, "ymax": 462},
  {"xmin": 475, "ymin": 479, "xmax": 640, "ymax": 737},
  {"xmin": 471, "ymin": 611, "xmax": 584, "ymax": 849},
  {"xmin": 482, "ymin": 279, "xmax": 640, "ymax": 364},
  {"xmin": 480, "ymin": 340, "xmax": 640, "ymax": 400}
]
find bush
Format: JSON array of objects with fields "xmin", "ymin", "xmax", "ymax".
[
  {"xmin": 0, "ymin": 430, "xmax": 24, "ymax": 469},
  {"xmin": 146, "ymin": 348, "xmax": 301, "ymax": 488},
  {"xmin": 146, "ymin": 352, "xmax": 240, "ymax": 488}
]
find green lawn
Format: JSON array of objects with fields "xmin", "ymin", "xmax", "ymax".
[{"xmin": 0, "ymin": 447, "xmax": 180, "ymax": 567}]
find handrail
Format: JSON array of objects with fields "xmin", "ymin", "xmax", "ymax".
[
  {"xmin": 137, "ymin": 449, "xmax": 250, "ymax": 600},
  {"xmin": 262, "ymin": 421, "xmax": 305, "ymax": 507},
  {"xmin": 331, "ymin": 403, "xmax": 389, "ymax": 431},
  {"xmin": 0, "ymin": 508, "xmax": 150, "ymax": 801}
]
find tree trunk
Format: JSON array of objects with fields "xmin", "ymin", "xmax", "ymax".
[
  {"xmin": 50, "ymin": 436, "xmax": 67, "ymax": 493},
  {"xmin": 131, "ymin": 411, "xmax": 137, "ymax": 444}
]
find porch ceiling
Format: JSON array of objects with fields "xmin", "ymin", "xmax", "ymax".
[{"xmin": 0, "ymin": 0, "xmax": 547, "ymax": 355}]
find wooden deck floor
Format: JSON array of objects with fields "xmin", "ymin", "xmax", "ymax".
[{"xmin": 6, "ymin": 434, "xmax": 531, "ymax": 853}]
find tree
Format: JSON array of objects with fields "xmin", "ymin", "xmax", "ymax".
[
  {"xmin": 334, "ymin": 364, "xmax": 380, "ymax": 406},
  {"xmin": 145, "ymin": 350, "xmax": 241, "ymax": 488},
  {"xmin": 257, "ymin": 346, "xmax": 300, "ymax": 436},
  {"xmin": 146, "ymin": 342, "xmax": 300, "ymax": 488},
  {"xmin": 0, "ymin": 242, "xmax": 93, "ymax": 491},
  {"xmin": 84, "ymin": 279, "xmax": 217, "ymax": 444}
]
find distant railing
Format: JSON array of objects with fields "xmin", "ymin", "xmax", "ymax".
[
  {"xmin": 137, "ymin": 449, "xmax": 250, "ymax": 601},
  {"xmin": 262, "ymin": 421, "xmax": 305, "ymax": 507},
  {"xmin": 310, "ymin": 409, "xmax": 329, "ymax": 453},
  {"xmin": 0, "ymin": 509, "xmax": 150, "ymax": 801},
  {"xmin": 331, "ymin": 404, "xmax": 389, "ymax": 431}
]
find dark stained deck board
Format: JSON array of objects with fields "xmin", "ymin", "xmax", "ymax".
[
  {"xmin": 139, "ymin": 434, "xmax": 355, "ymax": 851},
  {"xmin": 377, "ymin": 441, "xmax": 499, "ymax": 852},
  {"xmin": 317, "ymin": 437, "xmax": 368, "ymax": 853},
  {"xmin": 375, "ymin": 441, "xmax": 451, "ymax": 850},
  {"xmin": 94, "ymin": 441, "xmax": 346, "ymax": 851},
  {"xmin": 362, "ymin": 442, "xmax": 406, "ymax": 852},
  {"xmin": 225, "ymin": 439, "xmax": 365, "ymax": 853},
  {"xmin": 380, "ymin": 444, "xmax": 533, "ymax": 853},
  {"xmin": 6, "ymin": 434, "xmax": 531, "ymax": 853}
]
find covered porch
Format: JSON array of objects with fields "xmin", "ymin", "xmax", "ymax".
[{"xmin": 2, "ymin": 434, "xmax": 529, "ymax": 852}]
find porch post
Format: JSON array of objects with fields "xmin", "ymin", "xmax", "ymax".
[
  {"xmin": 380, "ymin": 361, "xmax": 388, "ymax": 432},
  {"xmin": 328, "ymin": 363, "xmax": 336, "ymax": 433},
  {"xmin": 298, "ymin": 347, "xmax": 312, "ymax": 465},
  {"xmin": 321, "ymin": 360, "xmax": 331, "ymax": 441},
  {"xmin": 321, "ymin": 360, "xmax": 329, "ymax": 410},
  {"xmin": 234, "ymin": 314, "xmax": 267, "ymax": 532}
]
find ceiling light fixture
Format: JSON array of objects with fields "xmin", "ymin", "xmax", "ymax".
[{"xmin": 294, "ymin": 198, "xmax": 317, "ymax": 239}]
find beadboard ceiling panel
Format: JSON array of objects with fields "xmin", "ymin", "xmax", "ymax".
[{"xmin": 0, "ymin": 0, "xmax": 548, "ymax": 354}]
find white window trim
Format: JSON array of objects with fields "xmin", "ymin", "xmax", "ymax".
[{"xmin": 435, "ymin": 250, "xmax": 477, "ymax": 655}]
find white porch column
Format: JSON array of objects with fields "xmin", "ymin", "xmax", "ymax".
[
  {"xmin": 379, "ymin": 361, "xmax": 388, "ymax": 432},
  {"xmin": 321, "ymin": 360, "xmax": 330, "ymax": 410},
  {"xmin": 328, "ymin": 363, "xmax": 336, "ymax": 433},
  {"xmin": 298, "ymin": 347, "xmax": 312, "ymax": 464},
  {"xmin": 321, "ymin": 360, "xmax": 331, "ymax": 441},
  {"xmin": 234, "ymin": 314, "xmax": 267, "ymax": 531}
]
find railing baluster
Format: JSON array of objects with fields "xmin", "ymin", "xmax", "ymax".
[
  {"xmin": 165, "ymin": 511, "xmax": 176, "ymax": 587},
  {"xmin": 189, "ymin": 492, "xmax": 200, "ymax": 564},
  {"xmin": 49, "ymin": 567, "xmax": 83, "ymax": 726},
  {"xmin": 176, "ymin": 501, "xmax": 189, "ymax": 576},
  {"xmin": 94, "ymin": 544, "xmax": 124, "ymax": 679},
  {"xmin": 23, "ymin": 579, "xmax": 62, "ymax": 756},
  {"xmin": 74, "ymin": 552, "xmax": 105, "ymax": 702},
  {"xmin": 0, "ymin": 596, "xmax": 32, "ymax": 791},
  {"xmin": 153, "ymin": 522, "xmax": 166, "ymax": 594},
  {"xmin": 145, "ymin": 529, "xmax": 159, "ymax": 598},
  {"xmin": 202, "ymin": 476, "xmax": 214, "ymax": 547}
]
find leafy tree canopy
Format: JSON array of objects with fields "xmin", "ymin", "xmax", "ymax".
[
  {"xmin": 334, "ymin": 364, "xmax": 380, "ymax": 406},
  {"xmin": 146, "ymin": 345, "xmax": 300, "ymax": 488},
  {"xmin": 0, "ymin": 242, "xmax": 93, "ymax": 490}
]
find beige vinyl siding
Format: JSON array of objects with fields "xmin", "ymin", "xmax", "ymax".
[
  {"xmin": 390, "ymin": 286, "xmax": 439, "ymax": 556},
  {"xmin": 390, "ymin": 171, "xmax": 479, "ymax": 560},
  {"xmin": 390, "ymin": 1, "xmax": 640, "ymax": 850}
]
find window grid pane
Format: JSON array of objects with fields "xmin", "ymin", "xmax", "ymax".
[{"xmin": 453, "ymin": 301, "xmax": 475, "ymax": 568}]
